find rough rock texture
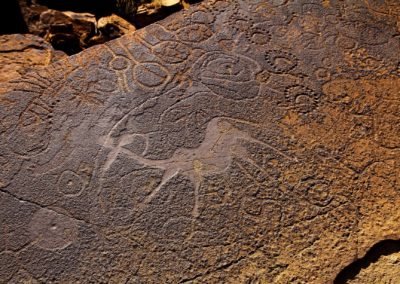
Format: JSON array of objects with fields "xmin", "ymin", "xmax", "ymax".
[
  {"xmin": 1, "ymin": 0, "xmax": 400, "ymax": 283},
  {"xmin": 335, "ymin": 240, "xmax": 400, "ymax": 283},
  {"xmin": 0, "ymin": 34, "xmax": 66, "ymax": 91},
  {"xmin": 347, "ymin": 251, "xmax": 400, "ymax": 283}
]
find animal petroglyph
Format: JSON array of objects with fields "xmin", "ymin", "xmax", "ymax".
[{"xmin": 101, "ymin": 117, "xmax": 295, "ymax": 217}]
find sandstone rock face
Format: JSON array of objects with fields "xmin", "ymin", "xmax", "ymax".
[
  {"xmin": 347, "ymin": 252, "xmax": 400, "ymax": 283},
  {"xmin": 0, "ymin": 34, "xmax": 66, "ymax": 91},
  {"xmin": 1, "ymin": 0, "xmax": 400, "ymax": 283},
  {"xmin": 335, "ymin": 240, "xmax": 400, "ymax": 283}
]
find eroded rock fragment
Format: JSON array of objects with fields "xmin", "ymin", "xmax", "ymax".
[{"xmin": 0, "ymin": 34, "xmax": 66, "ymax": 91}]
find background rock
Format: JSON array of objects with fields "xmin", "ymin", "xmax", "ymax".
[
  {"xmin": 92, "ymin": 14, "xmax": 136, "ymax": 45},
  {"xmin": 0, "ymin": 0, "xmax": 28, "ymax": 34},
  {"xmin": 40, "ymin": 10, "xmax": 96, "ymax": 54},
  {"xmin": 0, "ymin": 34, "xmax": 66, "ymax": 84},
  {"xmin": 348, "ymin": 251, "xmax": 400, "ymax": 283}
]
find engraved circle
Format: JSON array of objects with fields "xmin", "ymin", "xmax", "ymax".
[
  {"xmin": 246, "ymin": 27, "xmax": 271, "ymax": 45},
  {"xmin": 265, "ymin": 50, "xmax": 298, "ymax": 73},
  {"xmin": 303, "ymin": 180, "xmax": 333, "ymax": 207},
  {"xmin": 133, "ymin": 62, "xmax": 170, "ymax": 89},
  {"xmin": 110, "ymin": 56, "xmax": 130, "ymax": 71},
  {"xmin": 195, "ymin": 52, "xmax": 261, "ymax": 100},
  {"xmin": 285, "ymin": 85, "xmax": 320, "ymax": 114},
  {"xmin": 177, "ymin": 24, "xmax": 213, "ymax": 43},
  {"xmin": 58, "ymin": 170, "xmax": 84, "ymax": 196},
  {"xmin": 154, "ymin": 41, "xmax": 191, "ymax": 64}
]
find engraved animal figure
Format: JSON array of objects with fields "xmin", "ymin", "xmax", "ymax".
[{"xmin": 101, "ymin": 117, "xmax": 295, "ymax": 218}]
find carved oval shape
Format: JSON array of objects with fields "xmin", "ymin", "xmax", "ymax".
[
  {"xmin": 285, "ymin": 84, "xmax": 321, "ymax": 114},
  {"xmin": 154, "ymin": 41, "xmax": 190, "ymax": 64},
  {"xmin": 133, "ymin": 63, "xmax": 170, "ymax": 89},
  {"xmin": 195, "ymin": 52, "xmax": 261, "ymax": 100},
  {"xmin": 177, "ymin": 24, "xmax": 212, "ymax": 43},
  {"xmin": 109, "ymin": 56, "xmax": 131, "ymax": 71},
  {"xmin": 265, "ymin": 50, "xmax": 298, "ymax": 73},
  {"xmin": 9, "ymin": 123, "xmax": 50, "ymax": 156},
  {"xmin": 58, "ymin": 170, "xmax": 84, "ymax": 196}
]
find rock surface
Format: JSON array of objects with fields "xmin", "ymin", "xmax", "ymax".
[
  {"xmin": 347, "ymin": 251, "xmax": 400, "ymax": 283},
  {"xmin": 94, "ymin": 14, "xmax": 137, "ymax": 44},
  {"xmin": 335, "ymin": 239, "xmax": 400, "ymax": 283},
  {"xmin": 1, "ymin": 0, "xmax": 400, "ymax": 283},
  {"xmin": 40, "ymin": 9, "xmax": 97, "ymax": 54},
  {"xmin": 0, "ymin": 34, "xmax": 66, "ymax": 91}
]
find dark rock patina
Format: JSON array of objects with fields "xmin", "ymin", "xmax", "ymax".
[{"xmin": 1, "ymin": 1, "xmax": 400, "ymax": 283}]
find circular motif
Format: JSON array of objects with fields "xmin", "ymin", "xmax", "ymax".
[
  {"xmin": 87, "ymin": 67, "xmax": 119, "ymax": 93},
  {"xmin": 65, "ymin": 67, "xmax": 119, "ymax": 107},
  {"xmin": 58, "ymin": 170, "xmax": 84, "ymax": 196},
  {"xmin": 246, "ymin": 27, "xmax": 271, "ymax": 45},
  {"xmin": 110, "ymin": 56, "xmax": 130, "ymax": 71},
  {"xmin": 228, "ymin": 12, "xmax": 254, "ymax": 33},
  {"xmin": 154, "ymin": 41, "xmax": 191, "ymax": 64},
  {"xmin": 285, "ymin": 85, "xmax": 321, "ymax": 114},
  {"xmin": 189, "ymin": 10, "xmax": 214, "ymax": 25},
  {"xmin": 265, "ymin": 50, "xmax": 298, "ymax": 73},
  {"xmin": 302, "ymin": 180, "xmax": 333, "ymax": 207},
  {"xmin": 315, "ymin": 68, "xmax": 331, "ymax": 81},
  {"xmin": 194, "ymin": 52, "xmax": 261, "ymax": 100},
  {"xmin": 176, "ymin": 24, "xmax": 213, "ymax": 43},
  {"xmin": 8, "ymin": 122, "xmax": 50, "ymax": 157},
  {"xmin": 93, "ymin": 79, "xmax": 118, "ymax": 93},
  {"xmin": 133, "ymin": 62, "xmax": 170, "ymax": 90},
  {"xmin": 29, "ymin": 208, "xmax": 79, "ymax": 251}
]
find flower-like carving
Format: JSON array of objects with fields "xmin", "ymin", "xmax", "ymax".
[
  {"xmin": 154, "ymin": 41, "xmax": 191, "ymax": 64},
  {"xmin": 177, "ymin": 24, "xmax": 213, "ymax": 43},
  {"xmin": 193, "ymin": 52, "xmax": 261, "ymax": 100},
  {"xmin": 300, "ymin": 179, "xmax": 333, "ymax": 207},
  {"xmin": 66, "ymin": 67, "xmax": 118, "ymax": 107},
  {"xmin": 284, "ymin": 84, "xmax": 321, "ymax": 114}
]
